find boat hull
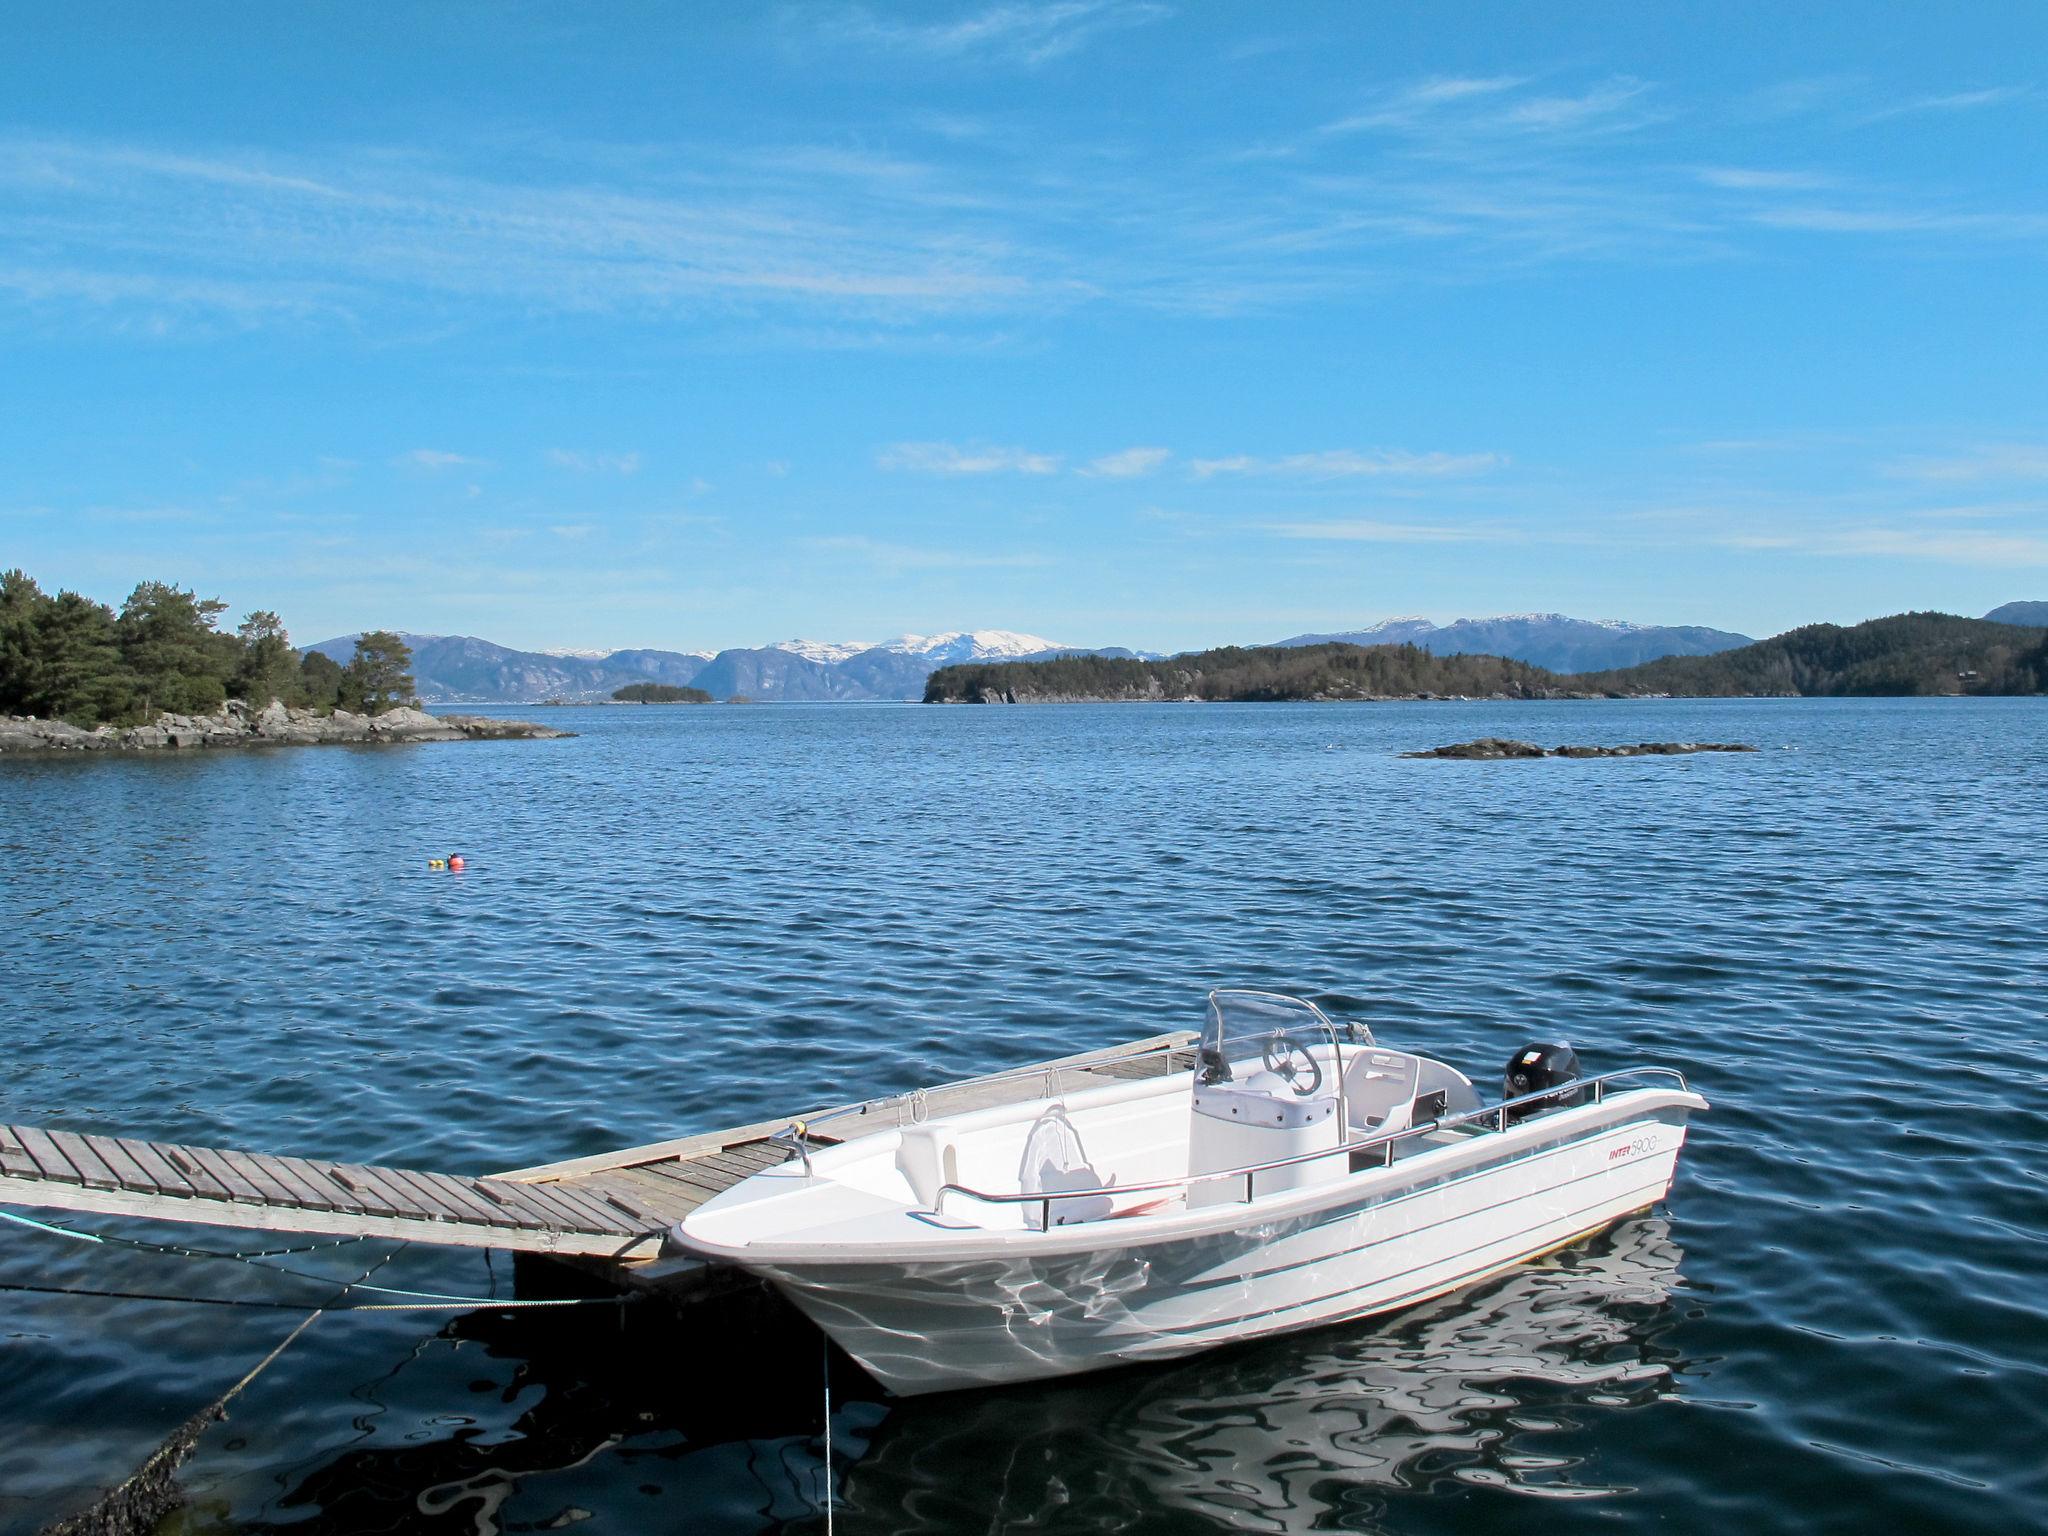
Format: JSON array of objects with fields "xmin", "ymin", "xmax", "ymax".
[{"xmin": 739, "ymin": 1099, "xmax": 1699, "ymax": 1395}]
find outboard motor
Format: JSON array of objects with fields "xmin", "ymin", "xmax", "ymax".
[{"xmin": 1503, "ymin": 1042, "xmax": 1582, "ymax": 1123}]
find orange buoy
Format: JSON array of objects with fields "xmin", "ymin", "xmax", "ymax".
[{"xmin": 447, "ymin": 854, "xmax": 466, "ymax": 872}]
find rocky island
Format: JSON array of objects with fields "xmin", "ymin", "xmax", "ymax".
[
  {"xmin": 0, "ymin": 700, "xmax": 572, "ymax": 754},
  {"xmin": 1404, "ymin": 738, "xmax": 1756, "ymax": 759}
]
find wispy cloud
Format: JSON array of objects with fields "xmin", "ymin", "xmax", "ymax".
[
  {"xmin": 548, "ymin": 523, "xmax": 597, "ymax": 540},
  {"xmin": 1259, "ymin": 517, "xmax": 1486, "ymax": 543},
  {"xmin": 808, "ymin": 1, "xmax": 1170, "ymax": 66},
  {"xmin": 1192, "ymin": 449, "xmax": 1505, "ymax": 479},
  {"xmin": 396, "ymin": 448, "xmax": 483, "ymax": 471},
  {"xmin": 1883, "ymin": 444, "xmax": 2048, "ymax": 482},
  {"xmin": 1726, "ymin": 524, "xmax": 2048, "ymax": 566},
  {"xmin": 1079, "ymin": 446, "xmax": 1170, "ymax": 478},
  {"xmin": 1859, "ymin": 86, "xmax": 2028, "ymax": 123},
  {"xmin": 1696, "ymin": 166, "xmax": 1835, "ymax": 192},
  {"xmin": 547, "ymin": 448, "xmax": 642, "ymax": 475},
  {"xmin": 876, "ymin": 440, "xmax": 1061, "ymax": 474}
]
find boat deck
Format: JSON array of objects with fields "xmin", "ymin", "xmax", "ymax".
[{"xmin": 0, "ymin": 1032, "xmax": 1197, "ymax": 1271}]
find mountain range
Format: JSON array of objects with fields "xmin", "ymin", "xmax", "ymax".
[
  {"xmin": 310, "ymin": 605, "xmax": 2040, "ymax": 703},
  {"xmin": 304, "ymin": 630, "xmax": 1147, "ymax": 704},
  {"xmin": 1268, "ymin": 613, "xmax": 1755, "ymax": 673}
]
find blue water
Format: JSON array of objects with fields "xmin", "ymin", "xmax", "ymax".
[{"xmin": 0, "ymin": 699, "xmax": 2042, "ymax": 1534}]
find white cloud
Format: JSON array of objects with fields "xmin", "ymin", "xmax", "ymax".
[
  {"xmin": 1883, "ymin": 444, "xmax": 2048, "ymax": 482},
  {"xmin": 1259, "ymin": 518, "xmax": 1485, "ymax": 543},
  {"xmin": 1192, "ymin": 449, "xmax": 1505, "ymax": 479},
  {"xmin": 548, "ymin": 523, "xmax": 596, "ymax": 540},
  {"xmin": 548, "ymin": 448, "xmax": 642, "ymax": 475},
  {"xmin": 1079, "ymin": 446, "xmax": 1170, "ymax": 478},
  {"xmin": 811, "ymin": 1, "xmax": 1170, "ymax": 66},
  {"xmin": 397, "ymin": 448, "xmax": 482, "ymax": 470},
  {"xmin": 1696, "ymin": 167, "xmax": 1835, "ymax": 191},
  {"xmin": 876, "ymin": 441, "xmax": 1061, "ymax": 474},
  {"xmin": 1728, "ymin": 525, "xmax": 2048, "ymax": 567}
]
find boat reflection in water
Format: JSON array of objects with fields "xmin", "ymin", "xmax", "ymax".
[
  {"xmin": 208, "ymin": 1217, "xmax": 1688, "ymax": 1534},
  {"xmin": 835, "ymin": 1215, "xmax": 1690, "ymax": 1533}
]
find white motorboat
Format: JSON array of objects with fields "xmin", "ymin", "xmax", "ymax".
[{"xmin": 670, "ymin": 991, "xmax": 1708, "ymax": 1396}]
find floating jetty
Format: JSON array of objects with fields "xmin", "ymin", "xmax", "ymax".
[{"xmin": 0, "ymin": 1032, "xmax": 1196, "ymax": 1297}]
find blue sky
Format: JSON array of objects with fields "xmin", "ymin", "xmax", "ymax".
[{"xmin": 3, "ymin": 2, "xmax": 2045, "ymax": 652}]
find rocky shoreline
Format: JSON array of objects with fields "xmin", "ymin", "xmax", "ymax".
[
  {"xmin": 1404, "ymin": 737, "xmax": 1756, "ymax": 760},
  {"xmin": 0, "ymin": 700, "xmax": 573, "ymax": 754}
]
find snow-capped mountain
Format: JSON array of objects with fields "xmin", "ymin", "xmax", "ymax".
[
  {"xmin": 1268, "ymin": 613, "xmax": 1754, "ymax": 673},
  {"xmin": 309, "ymin": 627, "xmax": 1121, "ymax": 703},
  {"xmin": 775, "ymin": 630, "xmax": 1061, "ymax": 665}
]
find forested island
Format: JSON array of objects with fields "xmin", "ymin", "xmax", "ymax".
[
  {"xmin": 612, "ymin": 683, "xmax": 713, "ymax": 703},
  {"xmin": 924, "ymin": 613, "xmax": 2048, "ymax": 703},
  {"xmin": 0, "ymin": 569, "xmax": 566, "ymax": 752}
]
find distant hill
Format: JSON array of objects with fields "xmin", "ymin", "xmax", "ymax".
[
  {"xmin": 307, "ymin": 629, "xmax": 1140, "ymax": 703},
  {"xmin": 1269, "ymin": 613, "xmax": 1753, "ymax": 673},
  {"xmin": 930, "ymin": 612, "xmax": 2048, "ymax": 702},
  {"xmin": 1985, "ymin": 601, "xmax": 2048, "ymax": 627},
  {"xmin": 1574, "ymin": 612, "xmax": 2048, "ymax": 696},
  {"xmin": 926, "ymin": 643, "xmax": 1566, "ymax": 703}
]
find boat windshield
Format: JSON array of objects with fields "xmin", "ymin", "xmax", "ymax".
[{"xmin": 1197, "ymin": 990, "xmax": 1361, "ymax": 1085}]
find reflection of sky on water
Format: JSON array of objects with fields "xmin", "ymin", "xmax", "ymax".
[
  {"xmin": 184, "ymin": 1218, "xmax": 1687, "ymax": 1534},
  {"xmin": 839, "ymin": 1216, "xmax": 1688, "ymax": 1533}
]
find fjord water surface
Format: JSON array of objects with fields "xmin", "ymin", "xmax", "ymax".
[{"xmin": 0, "ymin": 699, "xmax": 2041, "ymax": 1535}]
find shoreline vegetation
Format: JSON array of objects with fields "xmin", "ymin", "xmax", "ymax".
[
  {"xmin": 0, "ymin": 569, "xmax": 565, "ymax": 753},
  {"xmin": 611, "ymin": 683, "xmax": 714, "ymax": 703},
  {"xmin": 924, "ymin": 613, "xmax": 2048, "ymax": 703}
]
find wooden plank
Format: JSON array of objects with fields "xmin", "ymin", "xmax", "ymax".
[
  {"xmin": 81, "ymin": 1134, "xmax": 159, "ymax": 1196},
  {"xmin": 591, "ymin": 1170, "xmax": 702, "ymax": 1224},
  {"xmin": 684, "ymin": 1150, "xmax": 776, "ymax": 1181},
  {"xmin": 632, "ymin": 1161, "xmax": 736, "ymax": 1200},
  {"xmin": 483, "ymin": 1178, "xmax": 627, "ymax": 1236},
  {"xmin": 394, "ymin": 1169, "xmax": 525, "ymax": 1230},
  {"xmin": 12, "ymin": 1126, "xmax": 84, "ymax": 1186},
  {"xmin": 572, "ymin": 1175, "xmax": 672, "ymax": 1227},
  {"xmin": 360, "ymin": 1166, "xmax": 466, "ymax": 1224},
  {"xmin": 248, "ymin": 1154, "xmax": 346, "ymax": 1213},
  {"xmin": 114, "ymin": 1139, "xmax": 196, "ymax": 1197},
  {"xmin": 154, "ymin": 1143, "xmax": 232, "ymax": 1201},
  {"xmin": 527, "ymin": 1177, "xmax": 656, "ymax": 1234},
  {"xmin": 0, "ymin": 1129, "xmax": 47, "ymax": 1181},
  {"xmin": 176, "ymin": 1144, "xmax": 269, "ymax": 1205},
  {"xmin": 46, "ymin": 1129, "xmax": 122, "ymax": 1189},
  {"xmin": 460, "ymin": 1177, "xmax": 572, "ymax": 1230},
  {"xmin": 331, "ymin": 1162, "xmax": 430, "ymax": 1221},
  {"xmin": 0, "ymin": 1173, "xmax": 657, "ymax": 1259},
  {"xmin": 216, "ymin": 1150, "xmax": 301, "ymax": 1208},
  {"xmin": 267, "ymin": 1156, "xmax": 365, "ymax": 1216},
  {"xmin": 321, "ymin": 1163, "xmax": 403, "ymax": 1219}
]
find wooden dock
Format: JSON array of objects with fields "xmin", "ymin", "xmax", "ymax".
[{"xmin": 0, "ymin": 1032, "xmax": 1196, "ymax": 1277}]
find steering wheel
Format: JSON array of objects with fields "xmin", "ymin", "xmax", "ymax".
[{"xmin": 1260, "ymin": 1034, "xmax": 1324, "ymax": 1097}]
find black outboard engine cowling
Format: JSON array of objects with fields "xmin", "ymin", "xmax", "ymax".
[{"xmin": 1503, "ymin": 1042, "xmax": 1582, "ymax": 1123}]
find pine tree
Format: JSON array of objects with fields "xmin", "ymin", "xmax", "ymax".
[{"xmin": 339, "ymin": 631, "xmax": 416, "ymax": 714}]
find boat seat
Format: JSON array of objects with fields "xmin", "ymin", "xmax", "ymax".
[
  {"xmin": 1018, "ymin": 1106, "xmax": 1114, "ymax": 1227},
  {"xmin": 1345, "ymin": 1051, "xmax": 1421, "ymax": 1135}
]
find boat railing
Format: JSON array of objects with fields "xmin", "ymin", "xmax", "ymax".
[
  {"xmin": 773, "ymin": 1024, "xmax": 1375, "ymax": 1176},
  {"xmin": 929, "ymin": 1065, "xmax": 1693, "ymax": 1227}
]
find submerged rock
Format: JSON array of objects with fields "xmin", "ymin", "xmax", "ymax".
[
  {"xmin": 1404, "ymin": 738, "xmax": 1756, "ymax": 760},
  {"xmin": 0, "ymin": 703, "xmax": 572, "ymax": 754}
]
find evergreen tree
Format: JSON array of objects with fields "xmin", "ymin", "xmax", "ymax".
[
  {"xmin": 297, "ymin": 649, "xmax": 344, "ymax": 712},
  {"xmin": 339, "ymin": 631, "xmax": 415, "ymax": 714},
  {"xmin": 232, "ymin": 610, "xmax": 304, "ymax": 706},
  {"xmin": 117, "ymin": 581, "xmax": 236, "ymax": 715}
]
